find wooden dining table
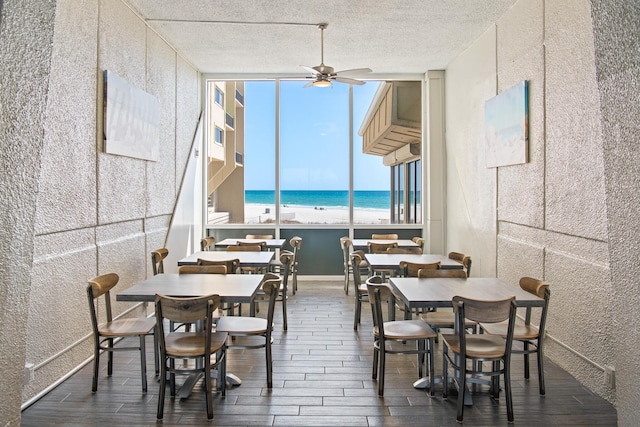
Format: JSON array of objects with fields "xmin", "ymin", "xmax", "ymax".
[
  {"xmin": 177, "ymin": 250, "xmax": 274, "ymax": 268},
  {"xmin": 365, "ymin": 253, "xmax": 463, "ymax": 271},
  {"xmin": 387, "ymin": 276, "xmax": 544, "ymax": 396},
  {"xmin": 117, "ymin": 273, "xmax": 265, "ymax": 396},
  {"xmin": 214, "ymin": 238, "xmax": 286, "ymax": 250}
]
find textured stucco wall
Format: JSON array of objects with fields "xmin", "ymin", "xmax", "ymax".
[
  {"xmin": 0, "ymin": 1, "xmax": 57, "ymax": 424},
  {"xmin": 11, "ymin": 0, "xmax": 201, "ymax": 412},
  {"xmin": 446, "ymin": 0, "xmax": 616, "ymax": 407},
  {"xmin": 591, "ymin": 1, "xmax": 640, "ymax": 425}
]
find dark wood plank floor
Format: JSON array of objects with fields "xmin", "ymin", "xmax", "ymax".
[{"xmin": 21, "ymin": 280, "xmax": 617, "ymax": 426}]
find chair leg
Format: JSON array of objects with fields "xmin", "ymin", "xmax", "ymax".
[
  {"xmin": 523, "ymin": 341, "xmax": 530, "ymax": 379},
  {"xmin": 107, "ymin": 338, "xmax": 114, "ymax": 376},
  {"xmin": 537, "ymin": 342, "xmax": 546, "ymax": 395},
  {"xmin": 282, "ymin": 291, "xmax": 288, "ymax": 331},
  {"xmin": 417, "ymin": 340, "xmax": 425, "ymax": 378},
  {"xmin": 372, "ymin": 343, "xmax": 379, "ymax": 380},
  {"xmin": 156, "ymin": 356, "xmax": 167, "ymax": 419},
  {"xmin": 456, "ymin": 359, "xmax": 467, "ymax": 422},
  {"xmin": 505, "ymin": 360, "xmax": 514, "ymax": 422},
  {"xmin": 442, "ymin": 346, "xmax": 449, "ymax": 399},
  {"xmin": 139, "ymin": 335, "xmax": 148, "ymax": 392},
  {"xmin": 428, "ymin": 337, "xmax": 435, "ymax": 396},
  {"xmin": 204, "ymin": 356, "xmax": 213, "ymax": 420},
  {"xmin": 353, "ymin": 296, "xmax": 361, "ymax": 331},
  {"xmin": 91, "ymin": 342, "xmax": 100, "ymax": 392},
  {"xmin": 266, "ymin": 337, "xmax": 273, "ymax": 388},
  {"xmin": 153, "ymin": 332, "xmax": 159, "ymax": 377},
  {"xmin": 378, "ymin": 341, "xmax": 386, "ymax": 396},
  {"xmin": 219, "ymin": 347, "xmax": 227, "ymax": 396}
]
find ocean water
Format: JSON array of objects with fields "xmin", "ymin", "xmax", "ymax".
[{"xmin": 245, "ymin": 190, "xmax": 391, "ymax": 210}]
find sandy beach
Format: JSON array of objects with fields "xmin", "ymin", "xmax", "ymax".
[{"xmin": 244, "ymin": 204, "xmax": 390, "ymax": 224}]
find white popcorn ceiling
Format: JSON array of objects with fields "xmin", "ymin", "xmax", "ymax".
[{"xmin": 125, "ymin": 0, "xmax": 518, "ymax": 75}]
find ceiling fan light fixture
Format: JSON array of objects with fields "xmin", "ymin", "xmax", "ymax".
[{"xmin": 312, "ymin": 79, "xmax": 332, "ymax": 88}]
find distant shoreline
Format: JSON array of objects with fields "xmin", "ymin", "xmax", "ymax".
[{"xmin": 243, "ymin": 203, "xmax": 390, "ymax": 225}]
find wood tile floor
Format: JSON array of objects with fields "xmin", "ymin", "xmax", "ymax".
[{"xmin": 21, "ymin": 280, "xmax": 617, "ymax": 426}]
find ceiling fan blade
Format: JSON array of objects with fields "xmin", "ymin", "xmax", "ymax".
[
  {"xmin": 300, "ymin": 65, "xmax": 321, "ymax": 75},
  {"xmin": 334, "ymin": 76, "xmax": 366, "ymax": 86},
  {"xmin": 334, "ymin": 67, "xmax": 372, "ymax": 77},
  {"xmin": 303, "ymin": 80, "xmax": 315, "ymax": 88}
]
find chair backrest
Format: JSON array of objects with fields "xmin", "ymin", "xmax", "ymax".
[
  {"xmin": 238, "ymin": 240, "xmax": 266, "ymax": 250},
  {"xmin": 151, "ymin": 248, "xmax": 169, "ymax": 275},
  {"xmin": 261, "ymin": 273, "xmax": 283, "ymax": 340},
  {"xmin": 417, "ymin": 268, "xmax": 467, "ymax": 278},
  {"xmin": 368, "ymin": 241, "xmax": 398, "ymax": 254},
  {"xmin": 387, "ymin": 247, "xmax": 423, "ymax": 254},
  {"xmin": 197, "ymin": 258, "xmax": 239, "ymax": 274},
  {"xmin": 340, "ymin": 237, "xmax": 351, "ymax": 265},
  {"xmin": 371, "ymin": 233, "xmax": 398, "ymax": 240},
  {"xmin": 227, "ymin": 244, "xmax": 261, "ymax": 252},
  {"xmin": 290, "ymin": 236, "xmax": 302, "ymax": 270},
  {"xmin": 178, "ymin": 265, "xmax": 227, "ymax": 274},
  {"xmin": 279, "ymin": 251, "xmax": 294, "ymax": 290},
  {"xmin": 200, "ymin": 237, "xmax": 216, "ymax": 251},
  {"xmin": 87, "ymin": 273, "xmax": 119, "ymax": 329},
  {"xmin": 155, "ymin": 293, "xmax": 220, "ymax": 356},
  {"xmin": 453, "ymin": 295, "xmax": 517, "ymax": 357},
  {"xmin": 350, "ymin": 252, "xmax": 364, "ymax": 293},
  {"xmin": 246, "ymin": 234, "xmax": 273, "ymax": 239},
  {"xmin": 519, "ymin": 277, "xmax": 550, "ymax": 334},
  {"xmin": 399, "ymin": 260, "xmax": 440, "ymax": 277},
  {"xmin": 366, "ymin": 277, "xmax": 390, "ymax": 334},
  {"xmin": 411, "ymin": 237, "xmax": 425, "ymax": 249},
  {"xmin": 448, "ymin": 251, "xmax": 472, "ymax": 277}
]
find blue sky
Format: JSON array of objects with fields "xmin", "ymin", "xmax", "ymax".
[{"xmin": 244, "ymin": 80, "xmax": 389, "ymax": 191}]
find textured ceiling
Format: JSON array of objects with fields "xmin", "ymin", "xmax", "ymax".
[{"xmin": 125, "ymin": 0, "xmax": 517, "ymax": 77}]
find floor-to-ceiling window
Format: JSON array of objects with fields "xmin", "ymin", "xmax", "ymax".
[{"xmin": 205, "ymin": 79, "xmax": 421, "ymax": 227}]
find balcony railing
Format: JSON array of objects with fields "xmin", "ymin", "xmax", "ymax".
[{"xmin": 225, "ymin": 112, "xmax": 234, "ymax": 130}]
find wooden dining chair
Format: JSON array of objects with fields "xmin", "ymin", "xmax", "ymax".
[
  {"xmin": 215, "ymin": 274, "xmax": 281, "ymax": 388},
  {"xmin": 387, "ymin": 246, "xmax": 423, "ymax": 254},
  {"xmin": 442, "ymin": 296, "xmax": 517, "ymax": 423},
  {"xmin": 246, "ymin": 234, "xmax": 273, "ymax": 239},
  {"xmin": 340, "ymin": 237, "xmax": 370, "ymax": 295},
  {"xmin": 371, "ymin": 233, "xmax": 399, "ymax": 240},
  {"xmin": 195, "ymin": 258, "xmax": 241, "ymax": 315},
  {"xmin": 151, "ymin": 248, "xmax": 168, "ymax": 275},
  {"xmin": 155, "ymin": 293, "xmax": 227, "ymax": 420},
  {"xmin": 368, "ymin": 242, "xmax": 399, "ymax": 279},
  {"xmin": 418, "ymin": 269, "xmax": 477, "ymax": 338},
  {"xmin": 367, "ymin": 277, "xmax": 437, "ymax": 396},
  {"xmin": 254, "ymin": 252, "xmax": 293, "ymax": 330},
  {"xmin": 350, "ymin": 252, "xmax": 370, "ymax": 331},
  {"xmin": 178, "ymin": 265, "xmax": 227, "ymax": 274},
  {"xmin": 448, "ymin": 251, "xmax": 472, "ymax": 277},
  {"xmin": 411, "ymin": 236, "xmax": 425, "ymax": 250},
  {"xmin": 289, "ymin": 236, "xmax": 303, "ymax": 294},
  {"xmin": 86, "ymin": 273, "xmax": 158, "ymax": 393},
  {"xmin": 238, "ymin": 240, "xmax": 267, "ymax": 251},
  {"xmin": 480, "ymin": 277, "xmax": 550, "ymax": 395},
  {"xmin": 200, "ymin": 236, "xmax": 216, "ymax": 251},
  {"xmin": 398, "ymin": 260, "xmax": 440, "ymax": 277}
]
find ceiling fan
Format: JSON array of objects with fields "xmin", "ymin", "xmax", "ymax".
[{"xmin": 300, "ymin": 23, "xmax": 372, "ymax": 88}]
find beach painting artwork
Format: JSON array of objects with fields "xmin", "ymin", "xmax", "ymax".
[{"xmin": 484, "ymin": 80, "xmax": 529, "ymax": 168}]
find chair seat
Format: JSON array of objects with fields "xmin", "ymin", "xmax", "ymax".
[
  {"xmin": 164, "ymin": 331, "xmax": 228, "ymax": 357},
  {"xmin": 376, "ymin": 320, "xmax": 437, "ymax": 340},
  {"xmin": 216, "ymin": 316, "xmax": 270, "ymax": 335},
  {"xmin": 441, "ymin": 334, "xmax": 507, "ymax": 359},
  {"xmin": 420, "ymin": 311, "xmax": 477, "ymax": 328},
  {"xmin": 480, "ymin": 320, "xmax": 540, "ymax": 339},
  {"xmin": 356, "ymin": 283, "xmax": 368, "ymax": 294},
  {"xmin": 98, "ymin": 317, "xmax": 156, "ymax": 336}
]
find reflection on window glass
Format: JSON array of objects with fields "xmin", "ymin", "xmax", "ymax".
[
  {"xmin": 354, "ymin": 82, "xmax": 391, "ymax": 224},
  {"xmin": 279, "ymin": 81, "xmax": 349, "ymax": 224}
]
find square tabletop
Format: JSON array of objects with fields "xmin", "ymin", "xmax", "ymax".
[
  {"xmin": 214, "ymin": 238, "xmax": 286, "ymax": 249},
  {"xmin": 388, "ymin": 277, "xmax": 544, "ymax": 311},
  {"xmin": 178, "ymin": 250, "xmax": 274, "ymax": 267},
  {"xmin": 352, "ymin": 239, "xmax": 419, "ymax": 250},
  {"xmin": 116, "ymin": 273, "xmax": 264, "ymax": 303},
  {"xmin": 365, "ymin": 253, "xmax": 463, "ymax": 270}
]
